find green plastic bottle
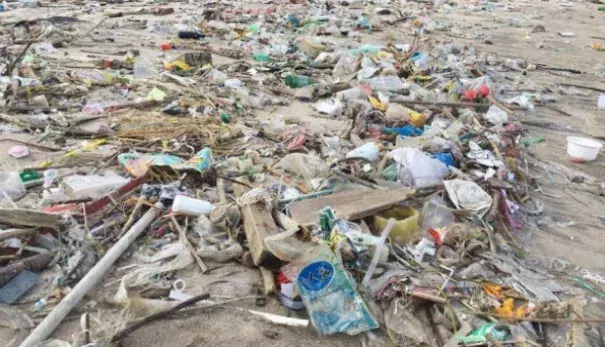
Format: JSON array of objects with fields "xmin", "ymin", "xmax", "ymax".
[
  {"xmin": 253, "ymin": 52, "xmax": 270, "ymax": 62},
  {"xmin": 284, "ymin": 74, "xmax": 314, "ymax": 88}
]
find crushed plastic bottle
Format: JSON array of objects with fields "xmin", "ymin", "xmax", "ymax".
[{"xmin": 284, "ymin": 74, "xmax": 314, "ymax": 88}]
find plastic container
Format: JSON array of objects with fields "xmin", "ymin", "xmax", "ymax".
[
  {"xmin": 346, "ymin": 142, "xmax": 382, "ymax": 161},
  {"xmin": 172, "ymin": 195, "xmax": 214, "ymax": 216},
  {"xmin": 373, "ymin": 206, "xmax": 420, "ymax": 244},
  {"xmin": 421, "ymin": 196, "xmax": 455, "ymax": 229},
  {"xmin": 63, "ymin": 171, "xmax": 128, "ymax": 199},
  {"xmin": 0, "ymin": 172, "xmax": 26, "ymax": 201},
  {"xmin": 284, "ymin": 75, "xmax": 314, "ymax": 88},
  {"xmin": 566, "ymin": 136, "xmax": 603, "ymax": 162}
]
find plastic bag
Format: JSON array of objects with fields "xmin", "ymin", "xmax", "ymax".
[
  {"xmin": 133, "ymin": 56, "xmax": 158, "ymax": 78},
  {"xmin": 284, "ymin": 244, "xmax": 379, "ymax": 335},
  {"xmin": 388, "ymin": 148, "xmax": 449, "ymax": 187},
  {"xmin": 333, "ymin": 53, "xmax": 360, "ymax": 77},
  {"xmin": 275, "ymin": 153, "xmax": 330, "ymax": 179},
  {"xmin": 0, "ymin": 172, "xmax": 26, "ymax": 202},
  {"xmin": 483, "ymin": 105, "xmax": 508, "ymax": 125},
  {"xmin": 443, "ymin": 179, "xmax": 492, "ymax": 216}
]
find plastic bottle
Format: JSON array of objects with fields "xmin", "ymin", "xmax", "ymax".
[
  {"xmin": 335, "ymin": 85, "xmax": 372, "ymax": 101},
  {"xmin": 43, "ymin": 169, "xmax": 58, "ymax": 189},
  {"xmin": 172, "ymin": 195, "xmax": 215, "ymax": 216},
  {"xmin": 177, "ymin": 31, "xmax": 205, "ymax": 39},
  {"xmin": 346, "ymin": 142, "xmax": 382, "ymax": 161},
  {"xmin": 288, "ymin": 14, "xmax": 301, "ymax": 27},
  {"xmin": 284, "ymin": 74, "xmax": 314, "ymax": 88},
  {"xmin": 253, "ymin": 52, "xmax": 270, "ymax": 62},
  {"xmin": 368, "ymin": 75, "xmax": 405, "ymax": 91}
]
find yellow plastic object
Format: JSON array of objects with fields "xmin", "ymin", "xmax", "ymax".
[
  {"xmin": 408, "ymin": 109, "xmax": 427, "ymax": 127},
  {"xmin": 40, "ymin": 139, "xmax": 107, "ymax": 168},
  {"xmin": 373, "ymin": 206, "xmax": 419, "ymax": 244}
]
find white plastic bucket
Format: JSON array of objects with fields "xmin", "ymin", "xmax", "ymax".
[{"xmin": 566, "ymin": 136, "xmax": 603, "ymax": 162}]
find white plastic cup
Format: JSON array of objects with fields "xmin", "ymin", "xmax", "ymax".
[
  {"xmin": 566, "ymin": 136, "xmax": 603, "ymax": 162},
  {"xmin": 172, "ymin": 195, "xmax": 214, "ymax": 216}
]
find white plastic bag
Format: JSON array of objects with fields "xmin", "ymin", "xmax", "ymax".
[
  {"xmin": 483, "ymin": 105, "xmax": 508, "ymax": 125},
  {"xmin": 0, "ymin": 172, "xmax": 26, "ymax": 202},
  {"xmin": 443, "ymin": 179, "xmax": 492, "ymax": 216},
  {"xmin": 388, "ymin": 148, "xmax": 449, "ymax": 187}
]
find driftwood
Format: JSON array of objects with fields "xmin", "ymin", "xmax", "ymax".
[
  {"xmin": 0, "ymin": 209, "xmax": 62, "ymax": 229},
  {"xmin": 0, "ymin": 251, "xmax": 56, "ymax": 286}
]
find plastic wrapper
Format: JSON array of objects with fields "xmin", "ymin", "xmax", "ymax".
[
  {"xmin": 283, "ymin": 244, "xmax": 379, "ymax": 335},
  {"xmin": 118, "ymin": 148, "xmax": 212, "ymax": 177}
]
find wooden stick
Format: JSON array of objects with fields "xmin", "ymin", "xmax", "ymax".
[
  {"xmin": 466, "ymin": 310, "xmax": 605, "ymax": 323},
  {"xmin": 111, "ymin": 293, "xmax": 210, "ymax": 342},
  {"xmin": 487, "ymin": 95, "xmax": 513, "ymax": 114},
  {"xmin": 7, "ymin": 42, "xmax": 32, "ymax": 76},
  {"xmin": 259, "ymin": 267, "xmax": 275, "ymax": 295},
  {"xmin": 557, "ymin": 83, "xmax": 605, "ymax": 93},
  {"xmin": 171, "ymin": 216, "xmax": 208, "ymax": 273},
  {"xmin": 19, "ymin": 202, "xmax": 164, "ymax": 347},
  {"xmin": 390, "ymin": 98, "xmax": 529, "ymax": 111},
  {"xmin": 119, "ymin": 195, "xmax": 147, "ymax": 236},
  {"xmin": 0, "ymin": 228, "xmax": 36, "ymax": 241},
  {"xmin": 82, "ymin": 17, "xmax": 108, "ymax": 39}
]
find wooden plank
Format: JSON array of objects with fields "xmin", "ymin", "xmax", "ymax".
[
  {"xmin": 259, "ymin": 267, "xmax": 276, "ymax": 295},
  {"xmin": 288, "ymin": 187, "xmax": 414, "ymax": 225},
  {"xmin": 233, "ymin": 184, "xmax": 279, "ymax": 266},
  {"xmin": 0, "ymin": 209, "xmax": 62, "ymax": 229}
]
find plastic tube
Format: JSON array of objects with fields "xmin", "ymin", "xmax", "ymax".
[{"xmin": 362, "ymin": 218, "xmax": 395, "ymax": 287}]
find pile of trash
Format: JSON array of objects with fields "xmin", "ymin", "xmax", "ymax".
[{"xmin": 1, "ymin": 0, "xmax": 604, "ymax": 346}]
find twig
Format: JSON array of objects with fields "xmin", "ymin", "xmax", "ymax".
[
  {"xmin": 557, "ymin": 83, "xmax": 605, "ymax": 93},
  {"xmin": 390, "ymin": 98, "xmax": 528, "ymax": 111},
  {"xmin": 215, "ymin": 174, "xmax": 253, "ymax": 189},
  {"xmin": 171, "ymin": 216, "xmax": 208, "ymax": 273},
  {"xmin": 119, "ymin": 195, "xmax": 147, "ymax": 237},
  {"xmin": 542, "ymin": 104, "xmax": 572, "ymax": 117},
  {"xmin": 465, "ymin": 310, "xmax": 605, "ymax": 323},
  {"xmin": 81, "ymin": 17, "xmax": 108, "ymax": 39},
  {"xmin": 7, "ymin": 42, "xmax": 32, "ymax": 76},
  {"xmin": 111, "ymin": 293, "xmax": 210, "ymax": 342}
]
